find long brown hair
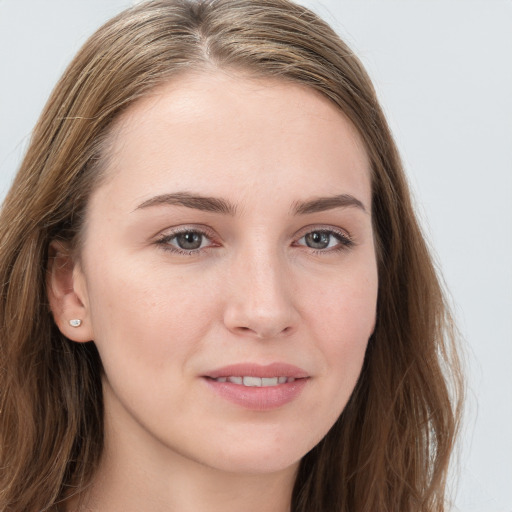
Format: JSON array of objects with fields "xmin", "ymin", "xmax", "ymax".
[{"xmin": 0, "ymin": 1, "xmax": 463, "ymax": 510}]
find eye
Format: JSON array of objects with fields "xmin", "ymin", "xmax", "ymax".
[
  {"xmin": 156, "ymin": 228, "xmax": 215, "ymax": 254},
  {"xmin": 173, "ymin": 231, "xmax": 207, "ymax": 250},
  {"xmin": 295, "ymin": 229, "xmax": 353, "ymax": 252}
]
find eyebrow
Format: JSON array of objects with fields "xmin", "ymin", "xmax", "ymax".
[
  {"xmin": 135, "ymin": 192, "xmax": 237, "ymax": 215},
  {"xmin": 135, "ymin": 192, "xmax": 367, "ymax": 216},
  {"xmin": 291, "ymin": 194, "xmax": 367, "ymax": 215}
]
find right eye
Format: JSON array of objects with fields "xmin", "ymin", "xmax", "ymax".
[
  {"xmin": 156, "ymin": 228, "xmax": 216, "ymax": 255},
  {"xmin": 171, "ymin": 231, "xmax": 207, "ymax": 250}
]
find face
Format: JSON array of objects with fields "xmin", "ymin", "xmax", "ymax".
[{"xmin": 64, "ymin": 72, "xmax": 378, "ymax": 475}]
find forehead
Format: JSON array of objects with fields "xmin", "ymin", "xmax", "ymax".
[{"xmin": 98, "ymin": 71, "xmax": 371, "ymax": 210}]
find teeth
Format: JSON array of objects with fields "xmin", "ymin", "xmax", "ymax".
[
  {"xmin": 243, "ymin": 376, "xmax": 262, "ymax": 387},
  {"xmin": 215, "ymin": 376, "xmax": 295, "ymax": 386}
]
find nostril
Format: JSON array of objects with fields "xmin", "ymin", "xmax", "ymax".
[
  {"xmin": 234, "ymin": 326, "xmax": 255, "ymax": 335},
  {"xmin": 233, "ymin": 324, "xmax": 294, "ymax": 339}
]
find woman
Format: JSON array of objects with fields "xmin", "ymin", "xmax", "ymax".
[{"xmin": 0, "ymin": 0, "xmax": 463, "ymax": 510}]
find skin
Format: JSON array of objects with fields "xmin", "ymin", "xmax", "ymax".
[{"xmin": 49, "ymin": 71, "xmax": 378, "ymax": 512}]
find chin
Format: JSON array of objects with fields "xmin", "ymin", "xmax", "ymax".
[
  {"xmin": 205, "ymin": 449, "xmax": 303, "ymax": 476},
  {"xmin": 185, "ymin": 425, "xmax": 322, "ymax": 476}
]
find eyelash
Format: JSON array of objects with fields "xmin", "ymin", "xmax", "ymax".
[
  {"xmin": 294, "ymin": 228, "xmax": 354, "ymax": 254},
  {"xmin": 155, "ymin": 226, "xmax": 354, "ymax": 256},
  {"xmin": 155, "ymin": 226, "xmax": 219, "ymax": 256}
]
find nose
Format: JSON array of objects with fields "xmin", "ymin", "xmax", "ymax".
[{"xmin": 222, "ymin": 246, "xmax": 299, "ymax": 340}]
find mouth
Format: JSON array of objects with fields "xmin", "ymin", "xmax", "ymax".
[
  {"xmin": 207, "ymin": 376, "xmax": 298, "ymax": 386},
  {"xmin": 203, "ymin": 363, "xmax": 310, "ymax": 410},
  {"xmin": 204, "ymin": 362, "xmax": 309, "ymax": 380}
]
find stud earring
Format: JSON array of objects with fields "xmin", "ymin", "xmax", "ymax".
[{"xmin": 69, "ymin": 319, "xmax": 82, "ymax": 327}]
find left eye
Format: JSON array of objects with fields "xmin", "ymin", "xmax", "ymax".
[{"xmin": 296, "ymin": 230, "xmax": 350, "ymax": 250}]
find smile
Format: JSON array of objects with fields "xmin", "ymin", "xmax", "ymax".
[
  {"xmin": 203, "ymin": 363, "xmax": 309, "ymax": 410},
  {"xmin": 211, "ymin": 376, "xmax": 296, "ymax": 386}
]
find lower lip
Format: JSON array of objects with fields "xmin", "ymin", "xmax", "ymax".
[{"xmin": 203, "ymin": 378, "xmax": 308, "ymax": 411}]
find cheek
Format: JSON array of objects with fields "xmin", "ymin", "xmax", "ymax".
[
  {"xmin": 305, "ymin": 257, "xmax": 377, "ymax": 335},
  {"xmin": 279, "ymin": 262, "xmax": 377, "ymax": 446},
  {"xmin": 84, "ymin": 256, "xmax": 220, "ymax": 375},
  {"xmin": 302, "ymin": 261, "xmax": 378, "ymax": 385}
]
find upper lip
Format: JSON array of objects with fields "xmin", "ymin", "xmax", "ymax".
[{"xmin": 204, "ymin": 362, "xmax": 309, "ymax": 379}]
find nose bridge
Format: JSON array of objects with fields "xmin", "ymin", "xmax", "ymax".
[{"xmin": 223, "ymin": 235, "xmax": 298, "ymax": 338}]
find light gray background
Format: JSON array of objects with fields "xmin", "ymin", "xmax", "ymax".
[{"xmin": 0, "ymin": 1, "xmax": 510, "ymax": 511}]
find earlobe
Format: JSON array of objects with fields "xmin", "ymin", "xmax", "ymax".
[{"xmin": 46, "ymin": 240, "xmax": 94, "ymax": 343}]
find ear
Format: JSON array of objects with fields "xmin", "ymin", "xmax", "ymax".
[{"xmin": 47, "ymin": 240, "xmax": 94, "ymax": 342}]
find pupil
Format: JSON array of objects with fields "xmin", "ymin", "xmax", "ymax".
[
  {"xmin": 177, "ymin": 232, "xmax": 202, "ymax": 250},
  {"xmin": 305, "ymin": 231, "xmax": 330, "ymax": 249}
]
